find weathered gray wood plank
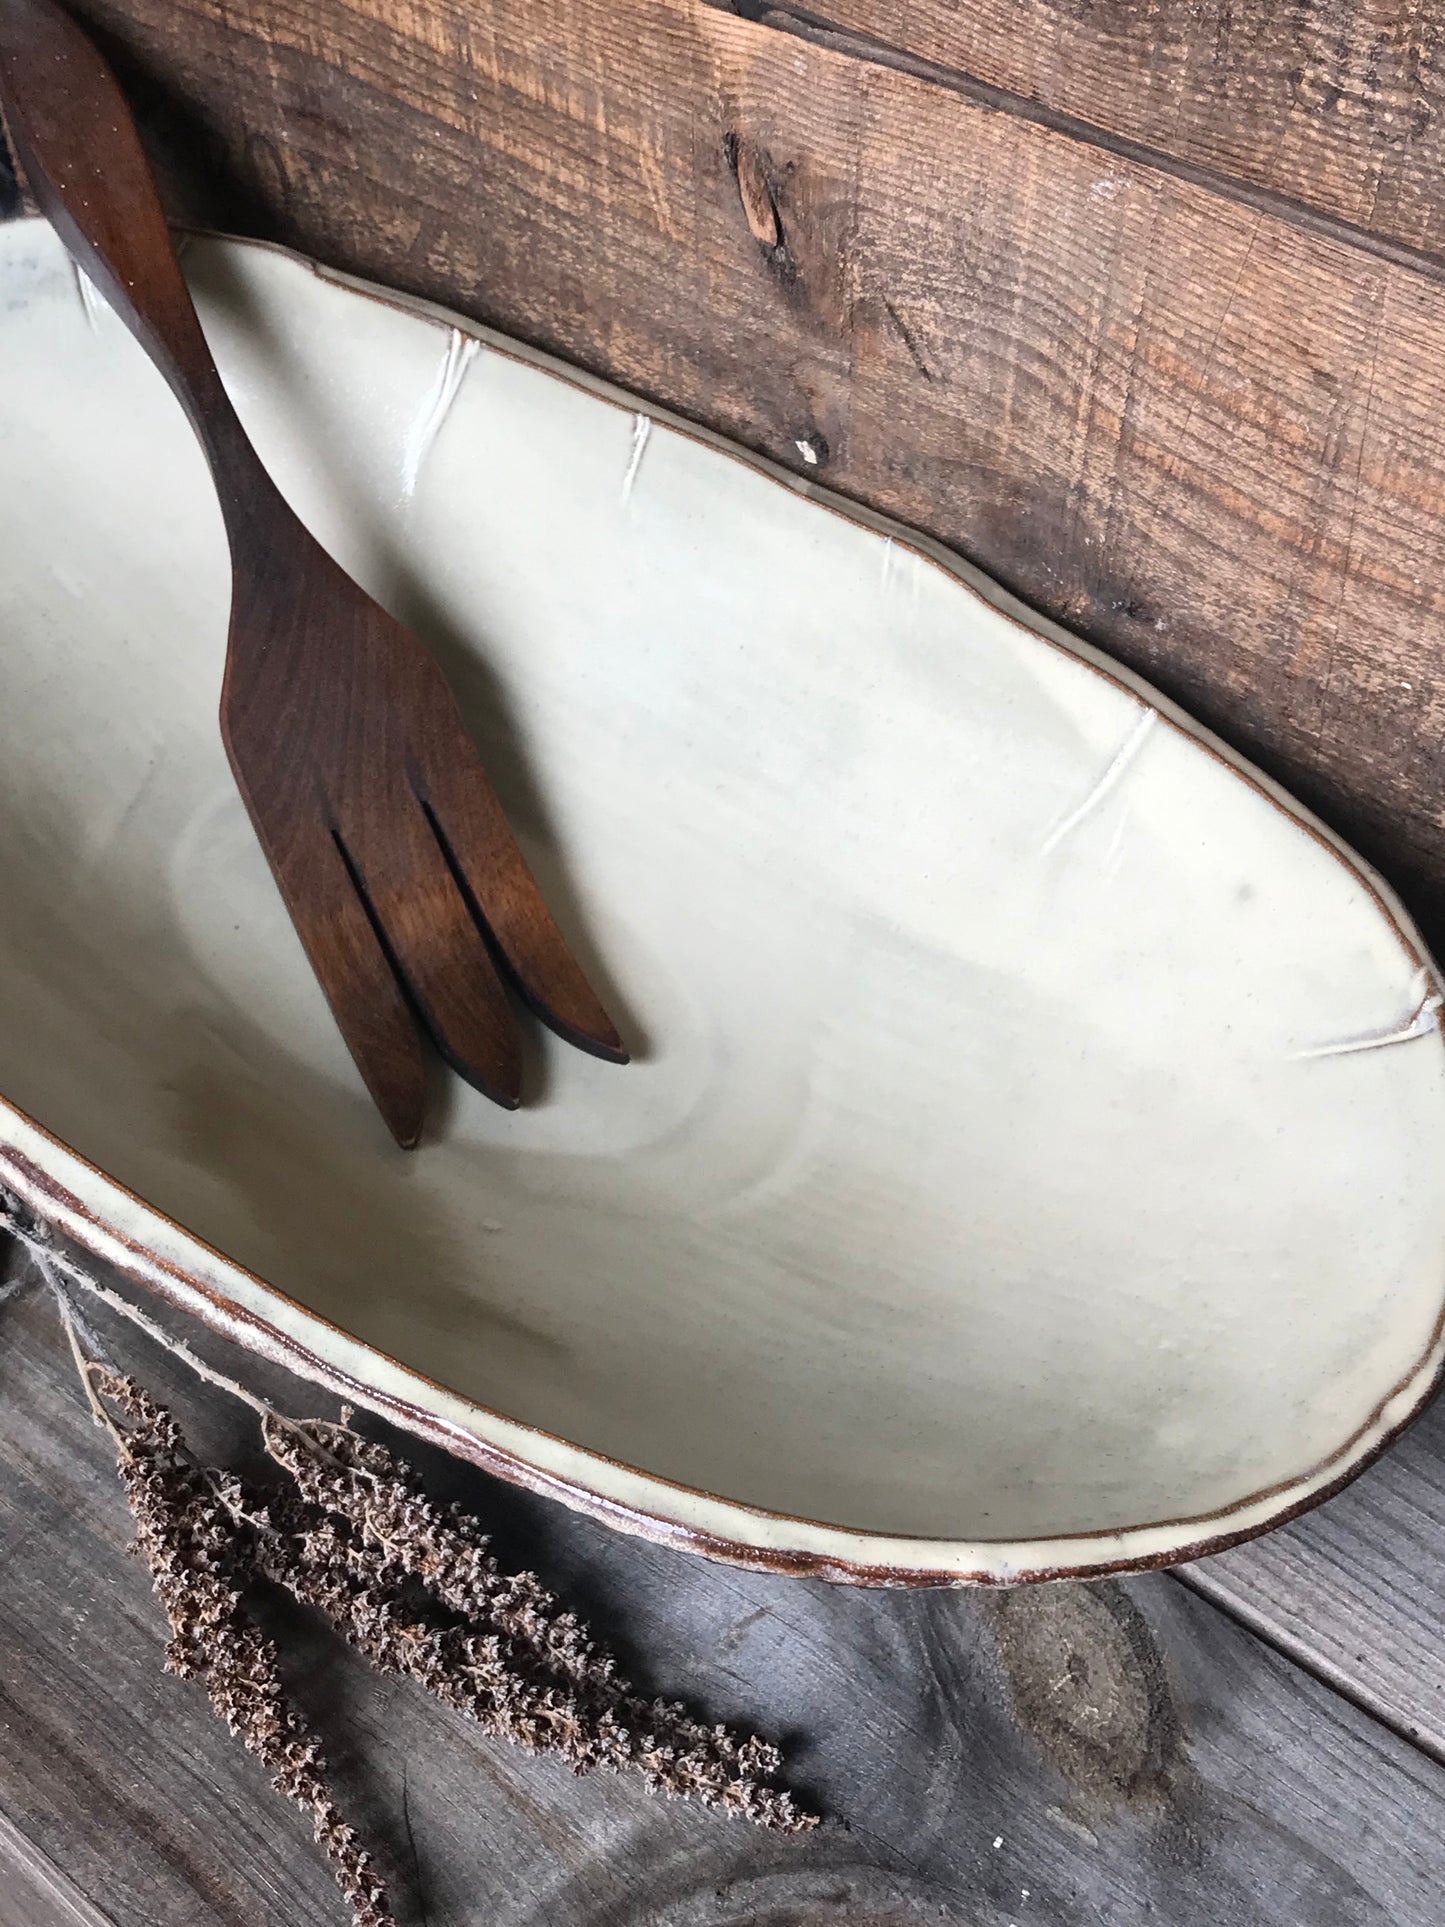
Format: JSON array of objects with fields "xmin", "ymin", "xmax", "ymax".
[
  {"xmin": 4, "ymin": 1241, "xmax": 1445, "ymax": 1927},
  {"xmin": 0, "ymin": 1810, "xmax": 115, "ymax": 1927},
  {"xmin": 1184, "ymin": 1388, "xmax": 1445, "ymax": 1760}
]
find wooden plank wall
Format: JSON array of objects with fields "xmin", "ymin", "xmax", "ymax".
[
  {"xmin": 10, "ymin": 0, "xmax": 1445, "ymax": 944},
  {"xmin": 797, "ymin": 0, "xmax": 1445, "ymax": 261}
]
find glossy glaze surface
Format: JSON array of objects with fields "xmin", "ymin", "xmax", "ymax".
[{"xmin": 2, "ymin": 219, "xmax": 1442, "ymax": 1579}]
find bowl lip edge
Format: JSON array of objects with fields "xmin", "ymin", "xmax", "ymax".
[
  {"xmin": 2, "ymin": 215, "xmax": 1444, "ymax": 1584},
  {"xmin": 4, "ymin": 1109, "xmax": 1444, "ymax": 1589}
]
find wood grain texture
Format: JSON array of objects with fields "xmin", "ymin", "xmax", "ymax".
[
  {"xmin": 13, "ymin": 0, "xmax": 1445, "ymax": 965},
  {"xmin": 1184, "ymin": 1386, "xmax": 1445, "ymax": 1761},
  {"xmin": 5, "ymin": 1237, "xmax": 1445, "ymax": 1927},
  {"xmin": 0, "ymin": 1811, "xmax": 116, "ymax": 1927},
  {"xmin": 754, "ymin": 0, "xmax": 1445, "ymax": 265}
]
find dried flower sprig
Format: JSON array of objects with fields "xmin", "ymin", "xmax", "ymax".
[
  {"xmin": 259, "ymin": 1417, "xmax": 812, "ymax": 1831},
  {"xmin": 15, "ymin": 1223, "xmax": 817, "ymax": 1927},
  {"xmin": 76, "ymin": 1357, "xmax": 393, "ymax": 1927}
]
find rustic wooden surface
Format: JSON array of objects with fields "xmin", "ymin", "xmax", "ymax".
[
  {"xmin": 4, "ymin": 1231, "xmax": 1445, "ymax": 1927},
  {"xmin": 1182, "ymin": 1390, "xmax": 1445, "ymax": 1755},
  {"xmin": 751, "ymin": 0, "xmax": 1445, "ymax": 267},
  {"xmin": 6, "ymin": 0, "xmax": 1445, "ymax": 1918},
  {"xmin": 13, "ymin": 0, "xmax": 1445, "ymax": 950}
]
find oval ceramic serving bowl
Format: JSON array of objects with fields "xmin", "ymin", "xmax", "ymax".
[{"xmin": 2, "ymin": 217, "xmax": 1444, "ymax": 1586}]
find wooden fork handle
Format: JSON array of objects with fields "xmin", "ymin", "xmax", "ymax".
[{"xmin": 0, "ymin": 0, "xmax": 278, "ymax": 526}]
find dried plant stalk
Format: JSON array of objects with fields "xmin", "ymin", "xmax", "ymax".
[
  {"xmin": 31, "ymin": 1245, "xmax": 815, "ymax": 1927},
  {"xmin": 258, "ymin": 1417, "xmax": 813, "ymax": 1832},
  {"xmin": 87, "ymin": 1367, "xmax": 393, "ymax": 1927}
]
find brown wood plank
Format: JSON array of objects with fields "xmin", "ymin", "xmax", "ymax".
[
  {"xmin": 744, "ymin": 0, "xmax": 1445, "ymax": 267},
  {"xmin": 15, "ymin": 0, "xmax": 1445, "ymax": 965},
  {"xmin": 4, "ymin": 1238, "xmax": 1445, "ymax": 1926},
  {"xmin": 1183, "ymin": 1385, "xmax": 1445, "ymax": 1759}
]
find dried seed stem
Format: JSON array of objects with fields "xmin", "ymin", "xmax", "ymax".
[
  {"xmin": 58, "ymin": 1326, "xmax": 394, "ymax": 1927},
  {"xmin": 22, "ymin": 1194, "xmax": 816, "ymax": 1865},
  {"xmin": 56, "ymin": 1290, "xmax": 120, "ymax": 1440}
]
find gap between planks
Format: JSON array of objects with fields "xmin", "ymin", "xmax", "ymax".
[
  {"xmin": 1172, "ymin": 1561, "xmax": 1444, "ymax": 1767},
  {"xmin": 0, "ymin": 1808, "xmax": 115, "ymax": 1927},
  {"xmin": 701, "ymin": 0, "xmax": 1445, "ymax": 292}
]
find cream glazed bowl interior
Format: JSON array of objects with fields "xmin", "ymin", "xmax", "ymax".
[{"xmin": 2, "ymin": 216, "xmax": 1444, "ymax": 1585}]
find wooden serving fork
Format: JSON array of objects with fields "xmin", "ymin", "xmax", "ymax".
[{"xmin": 0, "ymin": 0, "xmax": 626, "ymax": 1147}]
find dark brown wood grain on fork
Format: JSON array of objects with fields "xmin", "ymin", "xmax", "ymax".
[{"xmin": 0, "ymin": 0, "xmax": 627, "ymax": 1149}]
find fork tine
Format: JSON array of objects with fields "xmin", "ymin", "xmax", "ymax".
[
  {"xmin": 419, "ymin": 755, "xmax": 629, "ymax": 1065},
  {"xmin": 261, "ymin": 819, "xmax": 429, "ymax": 1149},
  {"xmin": 338, "ymin": 805, "xmax": 525, "ymax": 1110}
]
